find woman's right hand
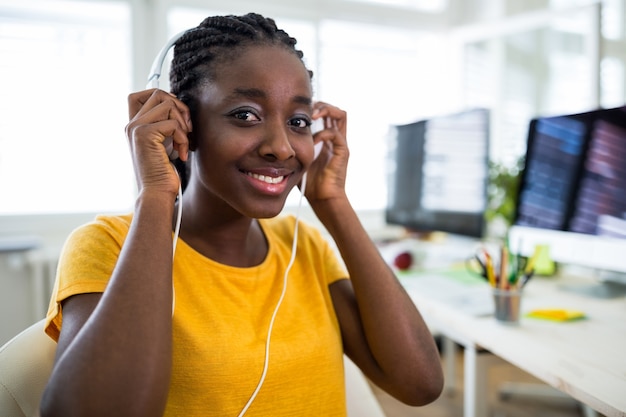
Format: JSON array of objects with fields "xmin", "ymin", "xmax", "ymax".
[{"xmin": 126, "ymin": 89, "xmax": 193, "ymax": 196}]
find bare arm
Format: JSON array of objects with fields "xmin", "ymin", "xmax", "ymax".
[
  {"xmin": 40, "ymin": 89, "xmax": 192, "ymax": 417},
  {"xmin": 325, "ymin": 201, "xmax": 443, "ymax": 406},
  {"xmin": 306, "ymin": 103, "xmax": 444, "ymax": 406}
]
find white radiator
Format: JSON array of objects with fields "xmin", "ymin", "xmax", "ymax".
[{"xmin": 27, "ymin": 253, "xmax": 58, "ymax": 320}]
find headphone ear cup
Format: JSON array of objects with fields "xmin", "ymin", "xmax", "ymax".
[
  {"xmin": 188, "ymin": 131, "xmax": 197, "ymax": 152},
  {"xmin": 313, "ymin": 141, "xmax": 323, "ymax": 160}
]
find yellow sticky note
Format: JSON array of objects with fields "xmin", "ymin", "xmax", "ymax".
[{"xmin": 526, "ymin": 309, "xmax": 586, "ymax": 322}]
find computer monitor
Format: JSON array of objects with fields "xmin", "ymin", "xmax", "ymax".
[
  {"xmin": 509, "ymin": 105, "xmax": 626, "ymax": 297},
  {"xmin": 385, "ymin": 108, "xmax": 490, "ymax": 239}
]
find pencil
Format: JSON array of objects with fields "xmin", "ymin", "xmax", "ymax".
[
  {"xmin": 483, "ymin": 249, "xmax": 496, "ymax": 287},
  {"xmin": 499, "ymin": 244, "xmax": 508, "ymax": 289}
]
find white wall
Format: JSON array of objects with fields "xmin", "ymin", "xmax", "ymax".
[
  {"xmin": 0, "ymin": 254, "xmax": 40, "ymax": 345},
  {"xmin": 0, "ymin": 213, "xmax": 96, "ymax": 344}
]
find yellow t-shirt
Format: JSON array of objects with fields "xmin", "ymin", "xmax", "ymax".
[{"xmin": 45, "ymin": 213, "xmax": 349, "ymax": 416}]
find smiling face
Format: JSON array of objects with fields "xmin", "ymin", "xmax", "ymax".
[{"xmin": 184, "ymin": 45, "xmax": 316, "ymax": 219}]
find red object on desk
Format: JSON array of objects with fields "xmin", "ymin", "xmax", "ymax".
[{"xmin": 393, "ymin": 251, "xmax": 413, "ymax": 270}]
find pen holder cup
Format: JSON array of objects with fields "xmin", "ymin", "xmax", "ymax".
[{"xmin": 492, "ymin": 288, "xmax": 522, "ymax": 325}]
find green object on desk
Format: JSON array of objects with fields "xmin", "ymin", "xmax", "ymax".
[
  {"xmin": 399, "ymin": 265, "xmax": 487, "ymax": 286},
  {"xmin": 531, "ymin": 244, "xmax": 556, "ymax": 276}
]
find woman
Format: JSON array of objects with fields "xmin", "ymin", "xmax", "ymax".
[{"xmin": 40, "ymin": 13, "xmax": 443, "ymax": 416}]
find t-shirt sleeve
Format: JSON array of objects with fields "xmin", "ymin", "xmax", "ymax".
[
  {"xmin": 296, "ymin": 218, "xmax": 349, "ymax": 286},
  {"xmin": 44, "ymin": 216, "xmax": 128, "ymax": 341},
  {"xmin": 320, "ymin": 234, "xmax": 349, "ymax": 285}
]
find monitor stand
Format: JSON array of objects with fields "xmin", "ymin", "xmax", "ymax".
[{"xmin": 560, "ymin": 271, "xmax": 626, "ymax": 299}]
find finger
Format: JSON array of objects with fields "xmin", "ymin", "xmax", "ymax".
[
  {"xmin": 138, "ymin": 100, "xmax": 192, "ymax": 138},
  {"xmin": 127, "ymin": 94, "xmax": 192, "ymax": 161},
  {"xmin": 129, "ymin": 89, "xmax": 192, "ymax": 132},
  {"xmin": 129, "ymin": 118, "xmax": 189, "ymax": 160},
  {"xmin": 162, "ymin": 130, "xmax": 190, "ymax": 162},
  {"xmin": 171, "ymin": 131, "xmax": 190, "ymax": 161},
  {"xmin": 313, "ymin": 101, "xmax": 344, "ymax": 118},
  {"xmin": 128, "ymin": 89, "xmax": 156, "ymax": 120},
  {"xmin": 312, "ymin": 102, "xmax": 347, "ymax": 136}
]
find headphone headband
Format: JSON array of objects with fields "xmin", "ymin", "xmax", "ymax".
[{"xmin": 146, "ymin": 30, "xmax": 189, "ymax": 89}]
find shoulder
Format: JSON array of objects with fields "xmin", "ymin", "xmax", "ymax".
[
  {"xmin": 261, "ymin": 215, "xmax": 349, "ymax": 286},
  {"xmin": 92, "ymin": 212, "xmax": 133, "ymax": 235},
  {"xmin": 62, "ymin": 213, "xmax": 133, "ymax": 253},
  {"xmin": 74, "ymin": 212, "xmax": 133, "ymax": 237}
]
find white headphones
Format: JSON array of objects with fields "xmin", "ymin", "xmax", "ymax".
[
  {"xmin": 146, "ymin": 30, "xmax": 190, "ymax": 160},
  {"xmin": 146, "ymin": 30, "xmax": 188, "ymax": 89}
]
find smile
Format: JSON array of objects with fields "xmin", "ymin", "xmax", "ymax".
[{"xmin": 246, "ymin": 172, "xmax": 285, "ymax": 184}]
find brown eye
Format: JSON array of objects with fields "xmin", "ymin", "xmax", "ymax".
[
  {"xmin": 232, "ymin": 110, "xmax": 260, "ymax": 122},
  {"xmin": 288, "ymin": 117, "xmax": 311, "ymax": 129}
]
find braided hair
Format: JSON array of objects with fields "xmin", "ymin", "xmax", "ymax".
[
  {"xmin": 170, "ymin": 13, "xmax": 312, "ymax": 99},
  {"xmin": 168, "ymin": 13, "xmax": 313, "ymax": 189}
]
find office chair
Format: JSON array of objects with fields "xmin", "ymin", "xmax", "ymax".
[
  {"xmin": 0, "ymin": 319, "xmax": 55, "ymax": 417},
  {"xmin": 0, "ymin": 320, "xmax": 385, "ymax": 417}
]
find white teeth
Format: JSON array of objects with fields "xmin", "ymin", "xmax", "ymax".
[{"xmin": 247, "ymin": 172, "xmax": 284, "ymax": 184}]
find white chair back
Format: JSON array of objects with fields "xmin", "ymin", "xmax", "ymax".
[{"xmin": 0, "ymin": 319, "xmax": 56, "ymax": 417}]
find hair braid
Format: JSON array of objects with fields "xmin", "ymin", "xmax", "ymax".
[{"xmin": 169, "ymin": 13, "xmax": 312, "ymax": 98}]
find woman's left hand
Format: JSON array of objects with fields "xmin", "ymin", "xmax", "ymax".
[{"xmin": 304, "ymin": 101, "xmax": 349, "ymax": 204}]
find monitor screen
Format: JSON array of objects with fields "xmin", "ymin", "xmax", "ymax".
[
  {"xmin": 509, "ymin": 106, "xmax": 626, "ymax": 292},
  {"xmin": 514, "ymin": 106, "xmax": 626, "ymax": 238},
  {"xmin": 385, "ymin": 108, "xmax": 490, "ymax": 238}
]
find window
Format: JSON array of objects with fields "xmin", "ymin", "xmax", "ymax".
[
  {"xmin": 1, "ymin": 0, "xmax": 624, "ymax": 218},
  {"xmin": 342, "ymin": 0, "xmax": 447, "ymax": 13},
  {"xmin": 317, "ymin": 20, "xmax": 450, "ymax": 209},
  {"xmin": 166, "ymin": 8, "xmax": 449, "ymax": 210},
  {"xmin": 460, "ymin": 4, "xmax": 613, "ymax": 167},
  {"xmin": 0, "ymin": 0, "xmax": 133, "ymax": 215}
]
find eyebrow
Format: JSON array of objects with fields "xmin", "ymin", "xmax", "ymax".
[
  {"xmin": 231, "ymin": 88, "xmax": 265, "ymax": 99},
  {"xmin": 229, "ymin": 87, "xmax": 312, "ymax": 106}
]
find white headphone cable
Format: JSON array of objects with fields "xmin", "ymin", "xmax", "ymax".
[
  {"xmin": 171, "ymin": 166, "xmax": 183, "ymax": 316},
  {"xmin": 237, "ymin": 171, "xmax": 308, "ymax": 417},
  {"xmin": 170, "ymin": 167, "xmax": 307, "ymax": 416}
]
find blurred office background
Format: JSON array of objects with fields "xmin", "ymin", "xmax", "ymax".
[{"xmin": 0, "ymin": 0, "xmax": 625, "ymax": 342}]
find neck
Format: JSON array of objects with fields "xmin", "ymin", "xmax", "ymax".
[
  {"xmin": 175, "ymin": 177, "xmax": 273, "ymax": 267},
  {"xmin": 177, "ymin": 208, "xmax": 268, "ymax": 267}
]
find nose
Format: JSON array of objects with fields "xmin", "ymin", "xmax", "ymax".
[{"xmin": 258, "ymin": 119, "xmax": 296, "ymax": 161}]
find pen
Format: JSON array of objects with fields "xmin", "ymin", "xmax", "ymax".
[
  {"xmin": 483, "ymin": 249, "xmax": 497, "ymax": 288},
  {"xmin": 508, "ymin": 249, "xmax": 520, "ymax": 285},
  {"xmin": 510, "ymin": 238, "xmax": 524, "ymax": 285},
  {"xmin": 473, "ymin": 254, "xmax": 488, "ymax": 279},
  {"xmin": 519, "ymin": 269, "xmax": 534, "ymax": 288}
]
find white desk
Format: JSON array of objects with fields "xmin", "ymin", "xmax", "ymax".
[{"xmin": 399, "ymin": 271, "xmax": 626, "ymax": 417}]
